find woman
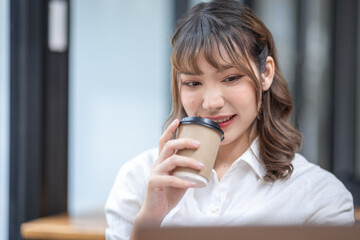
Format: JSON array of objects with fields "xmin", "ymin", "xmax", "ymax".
[{"xmin": 105, "ymin": 1, "xmax": 354, "ymax": 239}]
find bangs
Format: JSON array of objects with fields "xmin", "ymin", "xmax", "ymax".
[{"xmin": 171, "ymin": 15, "xmax": 256, "ymax": 77}]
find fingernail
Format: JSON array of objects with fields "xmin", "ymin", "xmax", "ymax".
[
  {"xmin": 188, "ymin": 182, "xmax": 196, "ymax": 187},
  {"xmin": 197, "ymin": 162, "xmax": 204, "ymax": 168},
  {"xmin": 171, "ymin": 119, "xmax": 179, "ymax": 125},
  {"xmin": 192, "ymin": 140, "xmax": 200, "ymax": 146}
]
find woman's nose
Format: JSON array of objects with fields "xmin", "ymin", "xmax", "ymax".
[{"xmin": 202, "ymin": 88, "xmax": 224, "ymax": 111}]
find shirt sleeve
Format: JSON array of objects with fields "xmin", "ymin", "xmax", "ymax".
[
  {"xmin": 305, "ymin": 170, "xmax": 354, "ymax": 225},
  {"xmin": 105, "ymin": 150, "xmax": 155, "ymax": 240}
]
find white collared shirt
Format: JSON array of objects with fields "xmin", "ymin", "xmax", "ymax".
[{"xmin": 105, "ymin": 140, "xmax": 354, "ymax": 240}]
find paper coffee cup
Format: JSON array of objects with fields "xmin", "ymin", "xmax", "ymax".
[{"xmin": 173, "ymin": 117, "xmax": 224, "ymax": 188}]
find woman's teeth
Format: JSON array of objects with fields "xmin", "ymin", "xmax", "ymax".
[{"xmin": 214, "ymin": 116, "xmax": 232, "ymax": 123}]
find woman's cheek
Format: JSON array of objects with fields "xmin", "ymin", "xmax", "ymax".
[
  {"xmin": 181, "ymin": 93, "xmax": 198, "ymax": 114},
  {"xmin": 232, "ymin": 83, "xmax": 257, "ymax": 105}
]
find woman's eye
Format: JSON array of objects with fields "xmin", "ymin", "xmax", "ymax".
[
  {"xmin": 223, "ymin": 75, "xmax": 244, "ymax": 82},
  {"xmin": 183, "ymin": 81, "xmax": 201, "ymax": 87}
]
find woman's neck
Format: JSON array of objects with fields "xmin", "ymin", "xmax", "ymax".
[{"xmin": 214, "ymin": 125, "xmax": 257, "ymax": 181}]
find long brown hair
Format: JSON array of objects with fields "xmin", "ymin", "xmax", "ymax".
[{"xmin": 166, "ymin": 0, "xmax": 302, "ymax": 181}]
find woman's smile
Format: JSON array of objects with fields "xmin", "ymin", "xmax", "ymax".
[{"xmin": 202, "ymin": 114, "xmax": 237, "ymax": 130}]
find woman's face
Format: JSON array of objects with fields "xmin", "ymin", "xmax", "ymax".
[{"xmin": 179, "ymin": 52, "xmax": 259, "ymax": 147}]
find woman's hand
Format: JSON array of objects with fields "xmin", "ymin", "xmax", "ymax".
[{"xmin": 134, "ymin": 119, "xmax": 203, "ymax": 227}]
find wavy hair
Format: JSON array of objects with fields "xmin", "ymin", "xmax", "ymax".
[{"xmin": 166, "ymin": 0, "xmax": 302, "ymax": 181}]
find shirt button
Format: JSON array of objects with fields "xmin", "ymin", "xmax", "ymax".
[{"xmin": 209, "ymin": 206, "xmax": 219, "ymax": 213}]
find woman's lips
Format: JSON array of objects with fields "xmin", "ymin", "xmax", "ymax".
[
  {"xmin": 204, "ymin": 115, "xmax": 236, "ymax": 129},
  {"xmin": 217, "ymin": 115, "xmax": 236, "ymax": 129}
]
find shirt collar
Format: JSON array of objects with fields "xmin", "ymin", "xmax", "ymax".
[{"xmin": 233, "ymin": 138, "xmax": 266, "ymax": 180}]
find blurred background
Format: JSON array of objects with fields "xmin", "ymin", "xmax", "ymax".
[{"xmin": 0, "ymin": 0, "xmax": 359, "ymax": 239}]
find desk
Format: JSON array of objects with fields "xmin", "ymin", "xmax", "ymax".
[
  {"xmin": 355, "ymin": 207, "xmax": 360, "ymax": 223},
  {"xmin": 21, "ymin": 211, "xmax": 107, "ymax": 240},
  {"xmin": 20, "ymin": 207, "xmax": 360, "ymax": 239},
  {"xmin": 137, "ymin": 225, "xmax": 360, "ymax": 240}
]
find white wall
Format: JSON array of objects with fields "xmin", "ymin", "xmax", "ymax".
[
  {"xmin": 0, "ymin": 0, "xmax": 9, "ymax": 238},
  {"xmin": 68, "ymin": 0, "xmax": 172, "ymax": 215}
]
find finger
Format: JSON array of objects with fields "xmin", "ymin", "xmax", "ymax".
[
  {"xmin": 158, "ymin": 138, "xmax": 200, "ymax": 163},
  {"xmin": 154, "ymin": 155, "xmax": 203, "ymax": 173},
  {"xmin": 158, "ymin": 119, "xmax": 180, "ymax": 152},
  {"xmin": 148, "ymin": 175, "xmax": 196, "ymax": 189}
]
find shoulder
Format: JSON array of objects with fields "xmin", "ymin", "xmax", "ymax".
[
  {"xmin": 290, "ymin": 153, "xmax": 354, "ymax": 224},
  {"xmin": 106, "ymin": 148, "xmax": 158, "ymax": 205},
  {"xmin": 291, "ymin": 153, "xmax": 347, "ymax": 193}
]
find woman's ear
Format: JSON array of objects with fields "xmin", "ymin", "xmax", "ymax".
[{"xmin": 261, "ymin": 56, "xmax": 275, "ymax": 91}]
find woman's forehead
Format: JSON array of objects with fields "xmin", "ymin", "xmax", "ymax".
[{"xmin": 178, "ymin": 47, "xmax": 253, "ymax": 75}]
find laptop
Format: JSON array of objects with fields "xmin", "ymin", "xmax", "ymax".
[{"xmin": 136, "ymin": 225, "xmax": 360, "ymax": 240}]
